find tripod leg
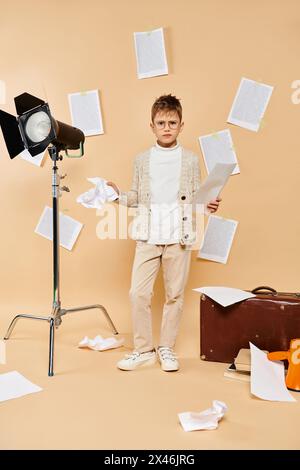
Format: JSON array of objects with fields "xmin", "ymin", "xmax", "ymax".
[
  {"xmin": 61, "ymin": 304, "xmax": 118, "ymax": 335},
  {"xmin": 48, "ymin": 318, "xmax": 55, "ymax": 377},
  {"xmin": 4, "ymin": 314, "xmax": 50, "ymax": 340}
]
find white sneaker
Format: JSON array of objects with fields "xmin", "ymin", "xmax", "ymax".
[
  {"xmin": 157, "ymin": 347, "xmax": 179, "ymax": 372},
  {"xmin": 117, "ymin": 350, "xmax": 156, "ymax": 371}
]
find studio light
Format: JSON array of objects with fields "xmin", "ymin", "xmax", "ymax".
[
  {"xmin": 0, "ymin": 92, "xmax": 118, "ymax": 376},
  {"xmin": 0, "ymin": 92, "xmax": 85, "ymax": 158}
]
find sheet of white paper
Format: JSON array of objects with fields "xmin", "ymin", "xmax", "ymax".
[
  {"xmin": 227, "ymin": 77, "xmax": 274, "ymax": 132},
  {"xmin": 0, "ymin": 80, "xmax": 6, "ymax": 104},
  {"xmin": 35, "ymin": 206, "xmax": 83, "ymax": 251},
  {"xmin": 0, "ymin": 340, "xmax": 6, "ymax": 364},
  {"xmin": 198, "ymin": 215, "xmax": 238, "ymax": 264},
  {"xmin": 134, "ymin": 28, "xmax": 168, "ymax": 79},
  {"xmin": 68, "ymin": 90, "xmax": 104, "ymax": 136},
  {"xmin": 192, "ymin": 286, "xmax": 255, "ymax": 307},
  {"xmin": 18, "ymin": 149, "xmax": 46, "ymax": 167},
  {"xmin": 250, "ymin": 343, "xmax": 296, "ymax": 402},
  {"xmin": 199, "ymin": 129, "xmax": 239, "ymax": 176},
  {"xmin": 78, "ymin": 335, "xmax": 124, "ymax": 351},
  {"xmin": 192, "ymin": 162, "xmax": 236, "ymax": 214},
  {"xmin": 178, "ymin": 400, "xmax": 227, "ymax": 432},
  {"xmin": 0, "ymin": 371, "xmax": 42, "ymax": 402},
  {"xmin": 77, "ymin": 177, "xmax": 118, "ymax": 209}
]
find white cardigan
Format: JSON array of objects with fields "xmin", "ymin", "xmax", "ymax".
[{"xmin": 118, "ymin": 146, "xmax": 201, "ymax": 245}]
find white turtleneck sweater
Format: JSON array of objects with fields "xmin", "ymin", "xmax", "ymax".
[{"xmin": 147, "ymin": 142, "xmax": 182, "ymax": 245}]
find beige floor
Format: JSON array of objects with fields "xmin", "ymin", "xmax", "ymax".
[{"xmin": 0, "ymin": 301, "xmax": 299, "ymax": 450}]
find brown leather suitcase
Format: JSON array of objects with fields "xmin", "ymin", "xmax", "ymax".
[{"xmin": 200, "ymin": 286, "xmax": 300, "ymax": 363}]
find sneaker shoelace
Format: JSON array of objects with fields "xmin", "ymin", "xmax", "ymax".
[
  {"xmin": 124, "ymin": 351, "xmax": 154, "ymax": 361},
  {"xmin": 158, "ymin": 348, "xmax": 177, "ymax": 362},
  {"xmin": 124, "ymin": 351, "xmax": 141, "ymax": 360}
]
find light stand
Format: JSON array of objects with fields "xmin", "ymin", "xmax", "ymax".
[{"xmin": 1, "ymin": 93, "xmax": 118, "ymax": 376}]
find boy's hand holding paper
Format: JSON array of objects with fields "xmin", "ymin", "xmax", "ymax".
[{"xmin": 193, "ymin": 162, "xmax": 235, "ymax": 214}]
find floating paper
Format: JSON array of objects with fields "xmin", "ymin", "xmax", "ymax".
[
  {"xmin": 227, "ymin": 77, "xmax": 273, "ymax": 132},
  {"xmin": 68, "ymin": 89, "xmax": 104, "ymax": 136},
  {"xmin": 133, "ymin": 28, "xmax": 168, "ymax": 79},
  {"xmin": 198, "ymin": 215, "xmax": 238, "ymax": 264},
  {"xmin": 0, "ymin": 340, "xmax": 6, "ymax": 365},
  {"xmin": 35, "ymin": 206, "xmax": 83, "ymax": 251},
  {"xmin": 19, "ymin": 149, "xmax": 46, "ymax": 167},
  {"xmin": 0, "ymin": 80, "xmax": 6, "ymax": 104},
  {"xmin": 199, "ymin": 129, "xmax": 239, "ymax": 176}
]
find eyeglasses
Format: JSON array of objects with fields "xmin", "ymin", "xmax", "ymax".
[{"xmin": 153, "ymin": 120, "xmax": 180, "ymax": 130}]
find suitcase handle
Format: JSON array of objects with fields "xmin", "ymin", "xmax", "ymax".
[{"xmin": 251, "ymin": 286, "xmax": 278, "ymax": 295}]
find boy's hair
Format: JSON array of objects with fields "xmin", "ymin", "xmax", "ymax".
[{"xmin": 151, "ymin": 94, "xmax": 182, "ymax": 122}]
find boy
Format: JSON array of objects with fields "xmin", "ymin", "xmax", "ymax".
[{"xmin": 107, "ymin": 94, "xmax": 221, "ymax": 372}]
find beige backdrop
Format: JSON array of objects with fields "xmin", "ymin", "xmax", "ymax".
[{"xmin": 0, "ymin": 0, "xmax": 299, "ymax": 356}]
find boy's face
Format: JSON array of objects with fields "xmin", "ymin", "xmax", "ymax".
[{"xmin": 150, "ymin": 110, "xmax": 184, "ymax": 148}]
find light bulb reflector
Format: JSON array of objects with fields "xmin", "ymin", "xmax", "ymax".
[{"xmin": 25, "ymin": 111, "xmax": 51, "ymax": 142}]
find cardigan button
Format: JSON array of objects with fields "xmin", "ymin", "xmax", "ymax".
[
  {"xmin": 182, "ymin": 216, "xmax": 187, "ymax": 221},
  {"xmin": 184, "ymin": 234, "xmax": 189, "ymax": 239},
  {"xmin": 181, "ymin": 195, "xmax": 186, "ymax": 200}
]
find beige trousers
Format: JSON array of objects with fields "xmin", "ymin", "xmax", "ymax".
[{"xmin": 129, "ymin": 241, "xmax": 192, "ymax": 353}]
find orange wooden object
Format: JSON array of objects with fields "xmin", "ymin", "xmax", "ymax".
[{"xmin": 268, "ymin": 339, "xmax": 300, "ymax": 392}]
